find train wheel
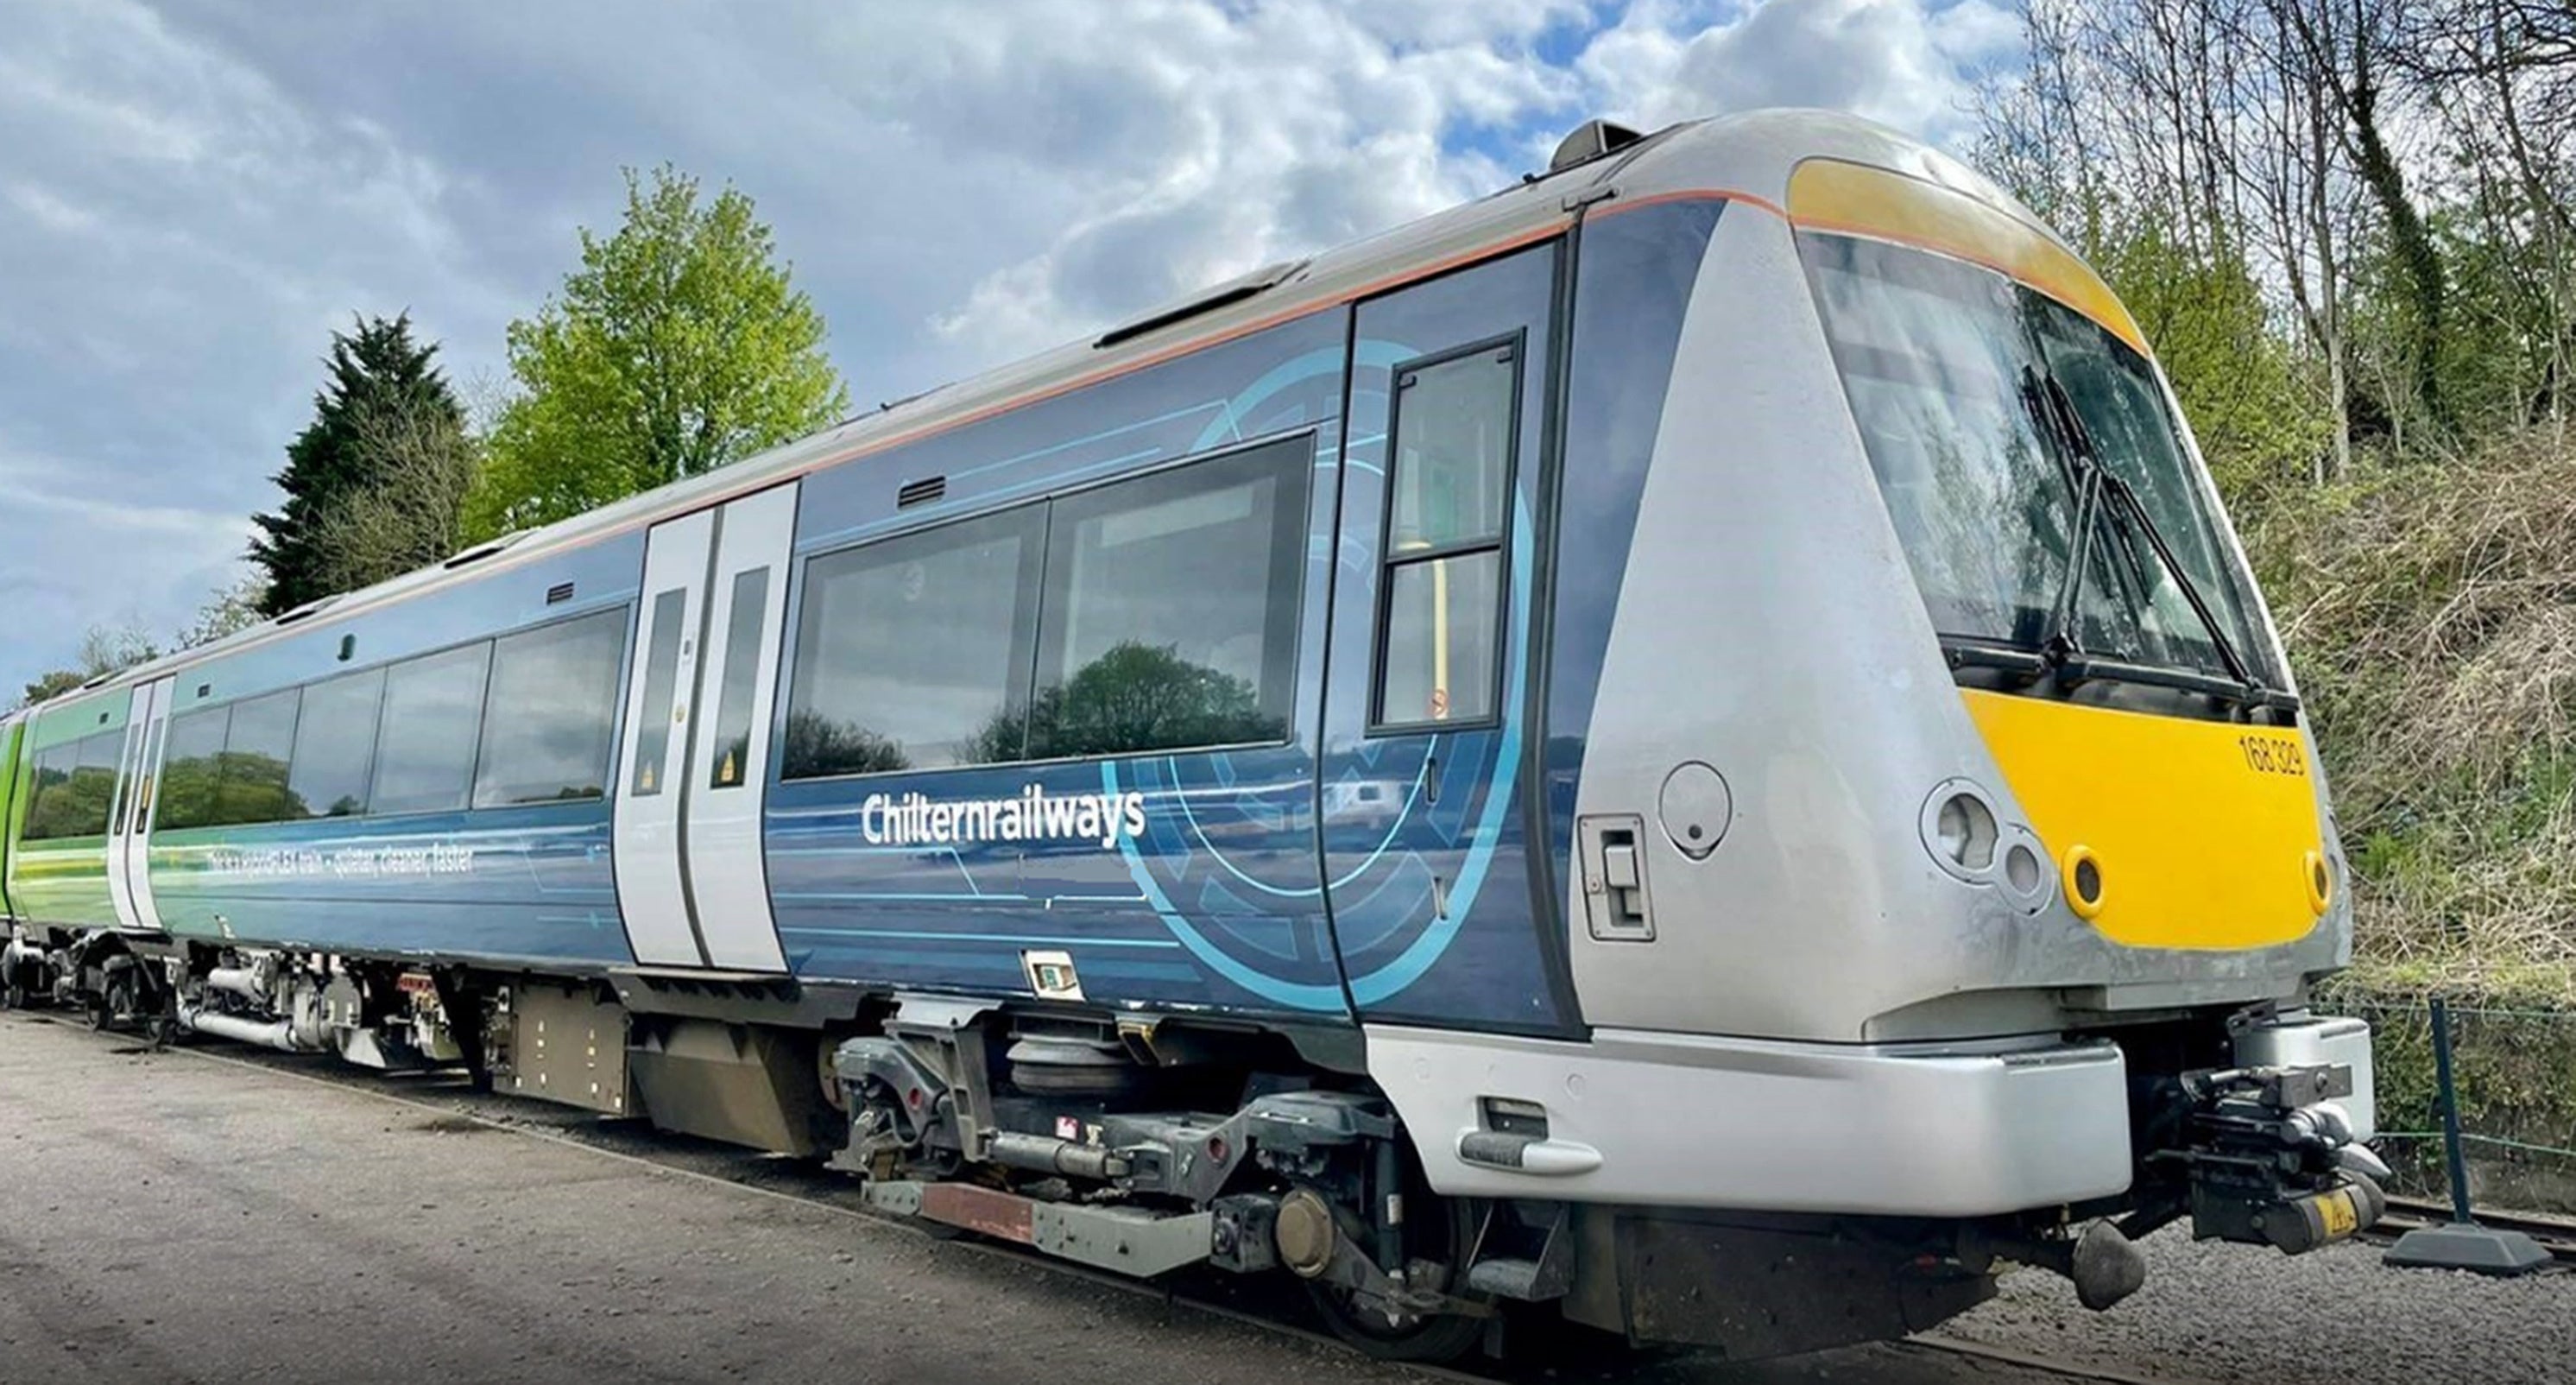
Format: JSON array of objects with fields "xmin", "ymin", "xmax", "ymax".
[{"xmin": 1304, "ymin": 1190, "xmax": 1490, "ymax": 1363}]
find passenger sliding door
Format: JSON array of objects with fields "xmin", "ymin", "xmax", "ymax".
[
  {"xmin": 105, "ymin": 675, "xmax": 174, "ymax": 933},
  {"xmin": 611, "ymin": 484, "xmax": 797, "ymax": 972}
]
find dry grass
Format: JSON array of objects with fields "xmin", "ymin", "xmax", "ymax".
[{"xmin": 2245, "ymin": 430, "xmax": 2576, "ymax": 1001}]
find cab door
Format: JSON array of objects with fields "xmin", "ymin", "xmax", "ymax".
[
  {"xmin": 1316, "ymin": 241, "xmax": 1574, "ymax": 1032},
  {"xmin": 611, "ymin": 484, "xmax": 798, "ymax": 972},
  {"xmin": 105, "ymin": 675, "xmax": 174, "ymax": 933}
]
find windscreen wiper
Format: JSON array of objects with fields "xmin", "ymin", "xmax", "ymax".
[
  {"xmin": 2014, "ymin": 370, "xmax": 2295, "ymax": 713},
  {"xmin": 2023, "ymin": 365, "xmax": 2104, "ymax": 667}
]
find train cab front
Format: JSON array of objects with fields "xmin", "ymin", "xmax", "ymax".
[{"xmin": 1357, "ymin": 117, "xmax": 2394, "ymax": 1355}]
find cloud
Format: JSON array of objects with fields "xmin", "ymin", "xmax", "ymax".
[
  {"xmin": 0, "ymin": 0, "xmax": 2008, "ymax": 699},
  {"xmin": 1581, "ymin": 0, "xmax": 2020, "ymax": 142}
]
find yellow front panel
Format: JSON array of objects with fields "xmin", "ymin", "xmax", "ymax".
[{"xmin": 1960, "ymin": 689, "xmax": 2325, "ymax": 951}]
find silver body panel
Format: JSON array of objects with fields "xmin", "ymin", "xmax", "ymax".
[{"xmin": 1368, "ymin": 1023, "xmax": 2134, "ymax": 1216}]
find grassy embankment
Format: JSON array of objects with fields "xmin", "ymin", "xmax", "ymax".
[{"xmin": 2246, "ymin": 432, "xmax": 2576, "ymax": 1203}]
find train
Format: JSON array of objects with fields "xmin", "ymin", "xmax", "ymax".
[{"xmin": 0, "ymin": 110, "xmax": 2386, "ymax": 1362}]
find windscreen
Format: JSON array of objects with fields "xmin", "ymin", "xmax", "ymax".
[{"xmin": 1797, "ymin": 231, "xmax": 2273, "ymax": 685}]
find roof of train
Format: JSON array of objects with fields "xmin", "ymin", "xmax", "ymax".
[{"xmin": 21, "ymin": 108, "xmax": 2042, "ymax": 723}]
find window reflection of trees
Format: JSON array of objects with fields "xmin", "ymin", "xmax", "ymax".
[
  {"xmin": 780, "ymin": 711, "xmax": 912, "ymax": 779},
  {"xmin": 973, "ymin": 641, "xmax": 1285, "ymax": 763}
]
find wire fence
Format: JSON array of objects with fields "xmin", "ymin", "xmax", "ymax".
[{"xmin": 2336, "ymin": 996, "xmax": 2576, "ymax": 1213}]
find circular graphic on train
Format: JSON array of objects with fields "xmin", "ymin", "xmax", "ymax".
[{"xmin": 1105, "ymin": 341, "xmax": 1530, "ymax": 1013}]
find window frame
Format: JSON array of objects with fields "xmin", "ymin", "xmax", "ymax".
[
  {"xmin": 1367, "ymin": 331, "xmax": 1525, "ymax": 737},
  {"xmin": 152, "ymin": 705, "xmax": 233, "ymax": 833},
  {"xmin": 706, "ymin": 566, "xmax": 773, "ymax": 792},
  {"xmin": 780, "ymin": 495, "xmax": 1050, "ymax": 781},
  {"xmin": 778, "ymin": 427, "xmax": 1320, "ymax": 785},
  {"xmin": 359, "ymin": 639, "xmax": 496, "ymax": 821},
  {"xmin": 213, "ymin": 686, "xmax": 305, "ymax": 827},
  {"xmin": 285, "ymin": 665, "xmax": 388, "ymax": 821},
  {"xmin": 468, "ymin": 604, "xmax": 633, "ymax": 811},
  {"xmin": 21, "ymin": 735, "xmax": 113, "ymax": 843}
]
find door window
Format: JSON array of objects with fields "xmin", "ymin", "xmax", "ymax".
[{"xmin": 1373, "ymin": 338, "xmax": 1519, "ymax": 728}]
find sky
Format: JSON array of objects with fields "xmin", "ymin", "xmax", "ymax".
[{"xmin": 0, "ymin": 0, "xmax": 2020, "ymax": 700}]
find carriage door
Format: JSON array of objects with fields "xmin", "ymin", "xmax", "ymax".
[
  {"xmin": 105, "ymin": 675, "xmax": 174, "ymax": 933},
  {"xmin": 611, "ymin": 484, "xmax": 798, "ymax": 972},
  {"xmin": 1316, "ymin": 242, "xmax": 1569, "ymax": 1029}
]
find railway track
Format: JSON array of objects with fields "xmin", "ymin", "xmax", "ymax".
[{"xmin": 13, "ymin": 1009, "xmax": 2215, "ymax": 1385}]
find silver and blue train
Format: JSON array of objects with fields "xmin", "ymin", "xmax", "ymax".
[{"xmin": 0, "ymin": 112, "xmax": 2386, "ymax": 1360}]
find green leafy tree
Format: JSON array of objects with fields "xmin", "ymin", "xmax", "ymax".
[
  {"xmin": 467, "ymin": 166, "xmax": 849, "ymax": 537},
  {"xmin": 178, "ymin": 575, "xmax": 271, "ymax": 649},
  {"xmin": 2093, "ymin": 222, "xmax": 2330, "ymax": 501},
  {"xmin": 15, "ymin": 622, "xmax": 161, "ymax": 711},
  {"xmin": 250, "ymin": 314, "xmax": 470, "ymax": 616}
]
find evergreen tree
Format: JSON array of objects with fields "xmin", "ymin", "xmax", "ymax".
[{"xmin": 249, "ymin": 314, "xmax": 468, "ymax": 616}]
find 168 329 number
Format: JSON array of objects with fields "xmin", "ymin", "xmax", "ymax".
[{"xmin": 2238, "ymin": 734, "xmax": 2306, "ymax": 776}]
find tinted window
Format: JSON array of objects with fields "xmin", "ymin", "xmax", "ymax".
[
  {"xmin": 156, "ymin": 708, "xmax": 229, "ymax": 832},
  {"xmin": 1380, "ymin": 550, "xmax": 1501, "ymax": 724},
  {"xmin": 289, "ymin": 668, "xmax": 383, "ymax": 819},
  {"xmin": 1024, "ymin": 438, "xmax": 1308, "ymax": 758},
  {"xmin": 22, "ymin": 737, "xmax": 117, "ymax": 842},
  {"xmin": 217, "ymin": 689, "xmax": 301, "ymax": 825},
  {"xmin": 630, "ymin": 590, "xmax": 686, "ymax": 796},
  {"xmin": 473, "ymin": 610, "xmax": 624, "ymax": 808},
  {"xmin": 370, "ymin": 644, "xmax": 491, "ymax": 816},
  {"xmin": 1389, "ymin": 346, "xmax": 1514, "ymax": 552},
  {"xmin": 19, "ymin": 744, "xmax": 69, "ymax": 841},
  {"xmin": 785, "ymin": 505, "xmax": 1044, "ymax": 777},
  {"xmin": 709, "ymin": 568, "xmax": 769, "ymax": 789},
  {"xmin": 1376, "ymin": 341, "xmax": 1518, "ymax": 728}
]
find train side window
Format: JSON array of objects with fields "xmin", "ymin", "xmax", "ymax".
[
  {"xmin": 18, "ymin": 743, "xmax": 70, "ymax": 841},
  {"xmin": 155, "ymin": 708, "xmax": 230, "ymax": 832},
  {"xmin": 288, "ymin": 668, "xmax": 384, "ymax": 819},
  {"xmin": 1373, "ymin": 338, "xmax": 1519, "ymax": 729},
  {"xmin": 474, "ymin": 610, "xmax": 626, "ymax": 808},
  {"xmin": 707, "ymin": 568, "xmax": 770, "ymax": 789},
  {"xmin": 217, "ymin": 689, "xmax": 301, "ymax": 825},
  {"xmin": 630, "ymin": 589, "xmax": 688, "ymax": 796},
  {"xmin": 1026, "ymin": 435, "xmax": 1310, "ymax": 759},
  {"xmin": 369, "ymin": 643, "xmax": 492, "ymax": 816},
  {"xmin": 22, "ymin": 737, "xmax": 114, "ymax": 841},
  {"xmin": 784, "ymin": 504, "xmax": 1045, "ymax": 777}
]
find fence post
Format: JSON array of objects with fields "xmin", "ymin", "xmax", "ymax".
[{"xmin": 2383, "ymin": 996, "xmax": 2552, "ymax": 1275}]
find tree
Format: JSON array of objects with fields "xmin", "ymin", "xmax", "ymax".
[
  {"xmin": 16, "ymin": 621, "xmax": 160, "ymax": 710},
  {"xmin": 249, "ymin": 314, "xmax": 470, "ymax": 616},
  {"xmin": 467, "ymin": 166, "xmax": 849, "ymax": 537},
  {"xmin": 309, "ymin": 393, "xmax": 477, "ymax": 591},
  {"xmin": 177, "ymin": 575, "xmax": 270, "ymax": 649}
]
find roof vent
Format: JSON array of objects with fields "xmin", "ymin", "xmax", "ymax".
[
  {"xmin": 443, "ymin": 530, "xmax": 528, "ymax": 570},
  {"xmin": 1095, "ymin": 259, "xmax": 1307, "ymax": 350},
  {"xmin": 1549, "ymin": 118, "xmax": 1645, "ymax": 174},
  {"xmin": 273, "ymin": 596, "xmax": 339, "ymax": 626},
  {"xmin": 897, "ymin": 476, "xmax": 948, "ymax": 509}
]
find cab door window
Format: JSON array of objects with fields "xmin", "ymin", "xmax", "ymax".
[{"xmin": 1371, "ymin": 337, "xmax": 1520, "ymax": 730}]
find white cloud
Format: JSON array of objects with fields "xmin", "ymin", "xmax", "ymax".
[{"xmin": 1582, "ymin": 0, "xmax": 2018, "ymax": 142}]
